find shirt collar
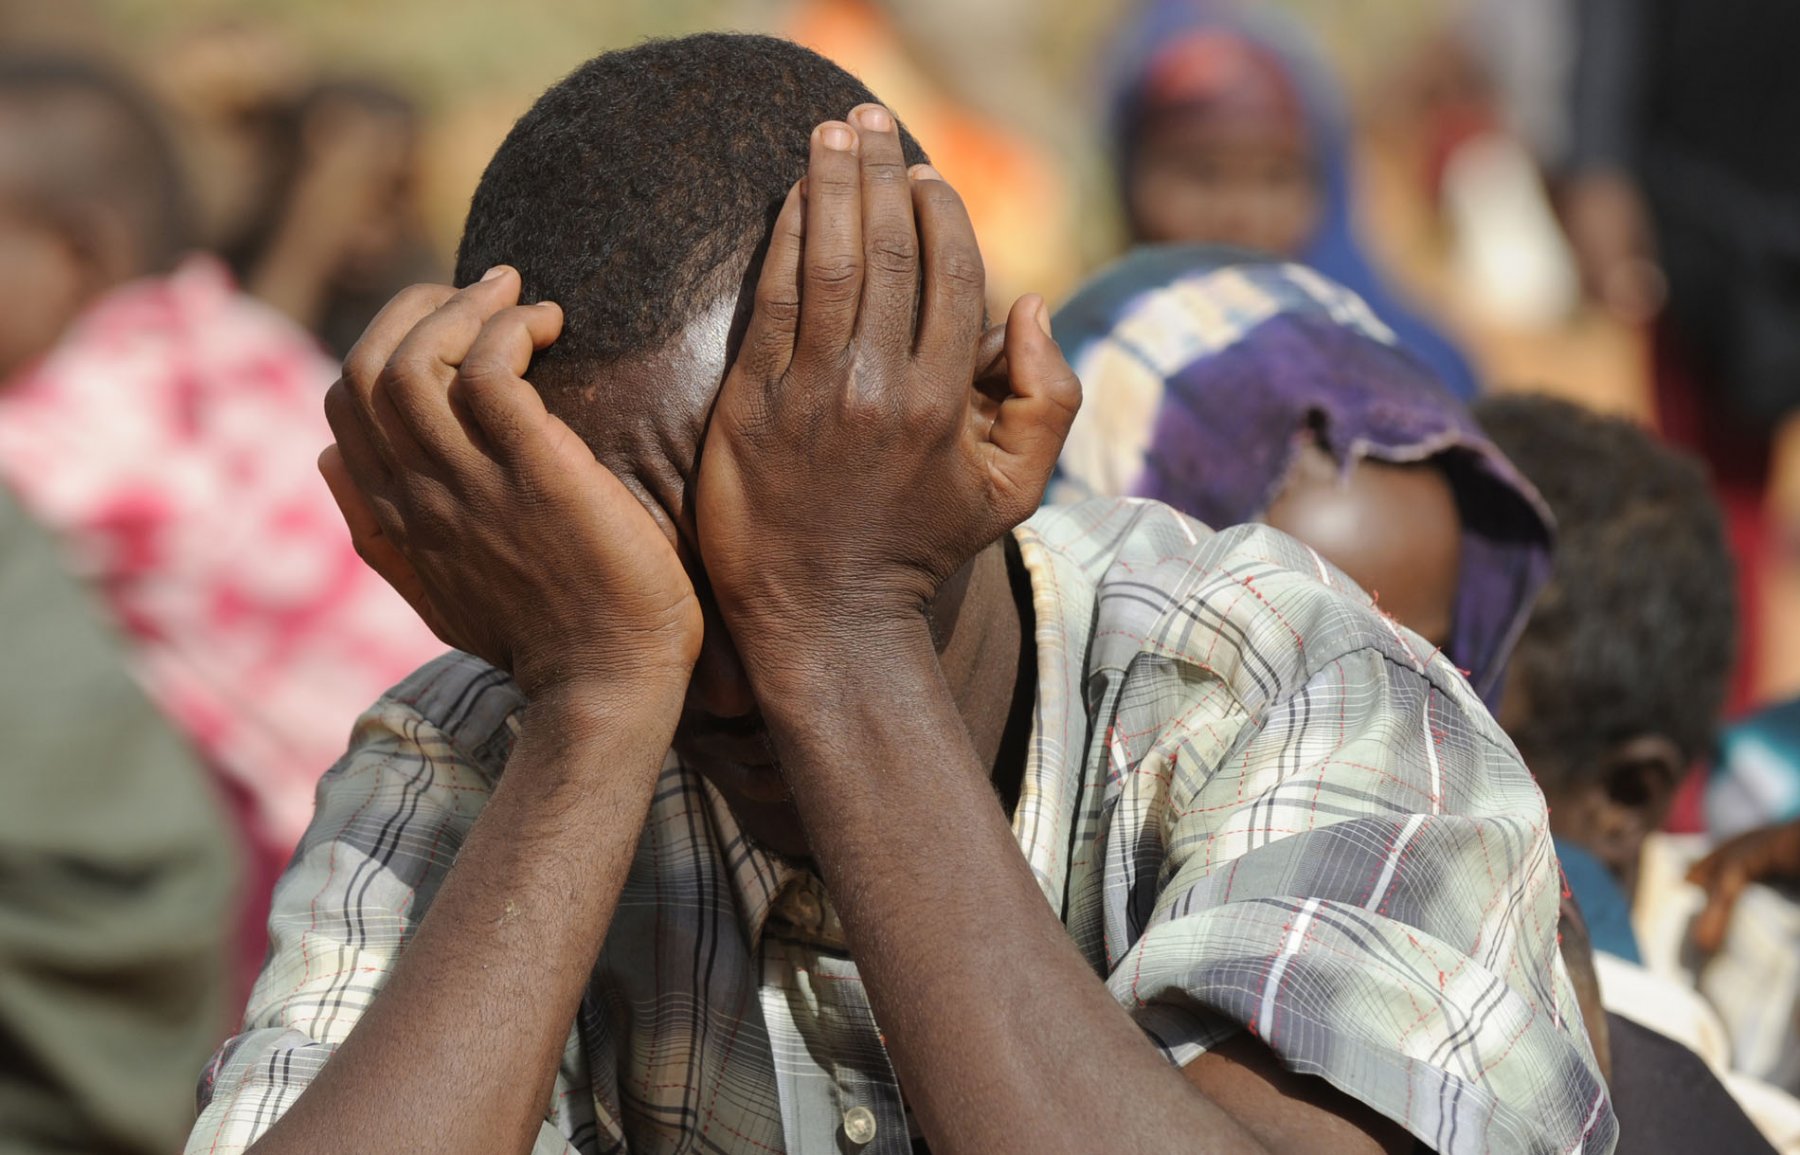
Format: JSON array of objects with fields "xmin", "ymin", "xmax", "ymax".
[
  {"xmin": 697, "ymin": 771, "xmax": 806, "ymax": 952},
  {"xmin": 698, "ymin": 519, "xmax": 1103, "ymax": 950}
]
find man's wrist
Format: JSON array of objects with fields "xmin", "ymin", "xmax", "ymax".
[
  {"xmin": 735, "ymin": 611, "xmax": 948, "ymax": 773},
  {"xmin": 736, "ymin": 603, "xmax": 935, "ymax": 692},
  {"xmin": 523, "ymin": 670, "xmax": 687, "ymax": 744}
]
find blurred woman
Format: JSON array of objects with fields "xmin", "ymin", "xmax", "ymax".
[
  {"xmin": 1048, "ymin": 246, "xmax": 1550, "ymax": 707},
  {"xmin": 1105, "ymin": 0, "xmax": 1481, "ymax": 399}
]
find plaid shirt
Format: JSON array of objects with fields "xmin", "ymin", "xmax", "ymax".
[{"xmin": 188, "ymin": 499, "xmax": 1614, "ymax": 1155}]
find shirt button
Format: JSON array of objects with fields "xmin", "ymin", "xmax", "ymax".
[{"xmin": 842, "ymin": 1105, "xmax": 878, "ymax": 1146}]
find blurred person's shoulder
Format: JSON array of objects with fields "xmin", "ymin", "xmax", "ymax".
[
  {"xmin": 19, "ymin": 253, "xmax": 336, "ymax": 401},
  {"xmin": 112, "ymin": 254, "xmax": 334, "ymax": 383},
  {"xmin": 0, "ymin": 253, "xmax": 340, "ymax": 495}
]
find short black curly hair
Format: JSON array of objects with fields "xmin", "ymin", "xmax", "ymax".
[
  {"xmin": 454, "ymin": 33, "xmax": 926, "ymax": 393},
  {"xmin": 1476, "ymin": 394, "xmax": 1737, "ymax": 789}
]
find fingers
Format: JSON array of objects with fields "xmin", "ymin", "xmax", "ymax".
[
  {"xmin": 380, "ymin": 266, "xmax": 529, "ymax": 460},
  {"xmin": 795, "ymin": 119, "xmax": 865, "ymax": 362},
  {"xmin": 324, "ymin": 377, "xmax": 393, "ymax": 494},
  {"xmin": 736, "ymin": 180, "xmax": 806, "ymax": 386},
  {"xmin": 320, "ymin": 445, "xmax": 421, "ymax": 610},
  {"xmin": 336, "ymin": 282, "xmax": 458, "ymax": 465},
  {"xmin": 849, "ymin": 104, "xmax": 920, "ymax": 355},
  {"xmin": 910, "ymin": 164, "xmax": 986, "ymax": 381},
  {"xmin": 341, "ymin": 282, "xmax": 459, "ymax": 401},
  {"xmin": 453, "ymin": 302, "xmax": 564, "ymax": 461},
  {"xmin": 1690, "ymin": 858, "xmax": 1750, "ymax": 954},
  {"xmin": 985, "ymin": 295, "xmax": 1081, "ymax": 516},
  {"xmin": 1685, "ymin": 820, "xmax": 1800, "ymax": 953},
  {"xmin": 320, "ymin": 446, "xmax": 459, "ymax": 650}
]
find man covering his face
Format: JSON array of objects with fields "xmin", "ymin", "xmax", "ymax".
[{"xmin": 188, "ymin": 34, "xmax": 1611, "ymax": 1155}]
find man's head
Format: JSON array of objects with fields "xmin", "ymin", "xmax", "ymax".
[
  {"xmin": 0, "ymin": 55, "xmax": 190, "ymax": 381},
  {"xmin": 454, "ymin": 35, "xmax": 930, "ymax": 818},
  {"xmin": 457, "ymin": 34, "xmax": 925, "ymax": 396},
  {"xmin": 1478, "ymin": 394, "xmax": 1736, "ymax": 892}
]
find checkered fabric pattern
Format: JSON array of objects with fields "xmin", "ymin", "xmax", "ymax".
[{"xmin": 187, "ymin": 498, "xmax": 1614, "ymax": 1154}]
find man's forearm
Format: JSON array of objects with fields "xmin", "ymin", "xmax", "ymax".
[
  {"xmin": 759, "ymin": 620, "xmax": 1270, "ymax": 1155},
  {"xmin": 248, "ymin": 683, "xmax": 681, "ymax": 1155}
]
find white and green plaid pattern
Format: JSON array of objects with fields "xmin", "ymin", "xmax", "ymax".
[{"xmin": 187, "ymin": 498, "xmax": 1614, "ymax": 1154}]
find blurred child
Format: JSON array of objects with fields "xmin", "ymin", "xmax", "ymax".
[
  {"xmin": 1048, "ymin": 246, "xmax": 1551, "ymax": 709},
  {"xmin": 1104, "ymin": 0, "xmax": 1480, "ymax": 398},
  {"xmin": 1477, "ymin": 392, "xmax": 1800, "ymax": 1148},
  {"xmin": 0, "ymin": 55, "xmax": 444, "ymax": 983},
  {"xmin": 1477, "ymin": 394, "xmax": 1735, "ymax": 914}
]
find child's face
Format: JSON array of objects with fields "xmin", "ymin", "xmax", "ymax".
[
  {"xmin": 1128, "ymin": 109, "xmax": 1320, "ymax": 258},
  {"xmin": 0, "ymin": 105, "xmax": 92, "ymax": 383},
  {"xmin": 1498, "ymin": 676, "xmax": 1684, "ymax": 897},
  {"xmin": 1262, "ymin": 444, "xmax": 1462, "ymax": 650},
  {"xmin": 1125, "ymin": 31, "xmax": 1321, "ymax": 257}
]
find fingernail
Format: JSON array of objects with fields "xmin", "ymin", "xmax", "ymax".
[
  {"xmin": 909, "ymin": 163, "xmax": 942, "ymax": 181},
  {"xmin": 1034, "ymin": 297, "xmax": 1053, "ymax": 338},
  {"xmin": 481, "ymin": 265, "xmax": 507, "ymax": 282},
  {"xmin": 819, "ymin": 123, "xmax": 854, "ymax": 152},
  {"xmin": 854, "ymin": 105, "xmax": 892, "ymax": 132}
]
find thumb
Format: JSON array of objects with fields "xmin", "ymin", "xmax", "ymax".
[{"xmin": 985, "ymin": 294, "xmax": 1081, "ymax": 518}]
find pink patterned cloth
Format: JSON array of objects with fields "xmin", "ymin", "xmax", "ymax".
[{"xmin": 0, "ymin": 256, "xmax": 444, "ymax": 857}]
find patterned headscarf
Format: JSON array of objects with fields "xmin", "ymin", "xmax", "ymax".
[{"xmin": 1049, "ymin": 245, "xmax": 1552, "ymax": 707}]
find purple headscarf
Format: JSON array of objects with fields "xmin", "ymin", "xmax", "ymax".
[{"xmin": 1049, "ymin": 246, "xmax": 1552, "ymax": 708}]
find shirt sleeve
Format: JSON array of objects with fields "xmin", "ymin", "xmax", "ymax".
[
  {"xmin": 1092, "ymin": 562, "xmax": 1614, "ymax": 1152},
  {"xmin": 183, "ymin": 678, "xmax": 586, "ymax": 1155}
]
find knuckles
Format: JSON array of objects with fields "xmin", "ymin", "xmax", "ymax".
[
  {"xmin": 394, "ymin": 281, "xmax": 457, "ymax": 313},
  {"xmin": 860, "ymin": 155, "xmax": 910, "ymax": 184},
  {"xmin": 930, "ymin": 246, "xmax": 986, "ymax": 294},
  {"xmin": 454, "ymin": 355, "xmax": 515, "ymax": 399},
  {"xmin": 344, "ymin": 283, "xmax": 454, "ymax": 382},
  {"xmin": 751, "ymin": 291, "xmax": 802, "ymax": 332},
  {"xmin": 804, "ymin": 257, "xmax": 864, "ymax": 302},
  {"xmin": 865, "ymin": 230, "xmax": 920, "ymax": 277},
  {"xmin": 322, "ymin": 380, "xmax": 357, "ymax": 432},
  {"xmin": 380, "ymin": 347, "xmax": 449, "ymax": 397},
  {"xmin": 341, "ymin": 345, "xmax": 385, "ymax": 392}
]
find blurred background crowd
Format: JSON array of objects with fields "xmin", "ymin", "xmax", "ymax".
[{"xmin": 5, "ymin": 0, "xmax": 1800, "ymax": 1151}]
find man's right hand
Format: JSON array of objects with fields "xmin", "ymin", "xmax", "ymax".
[
  {"xmin": 239, "ymin": 269, "xmax": 698, "ymax": 1155},
  {"xmin": 321, "ymin": 267, "xmax": 703, "ymax": 702}
]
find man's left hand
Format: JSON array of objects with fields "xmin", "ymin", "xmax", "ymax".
[{"xmin": 694, "ymin": 104, "xmax": 1079, "ymax": 679}]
